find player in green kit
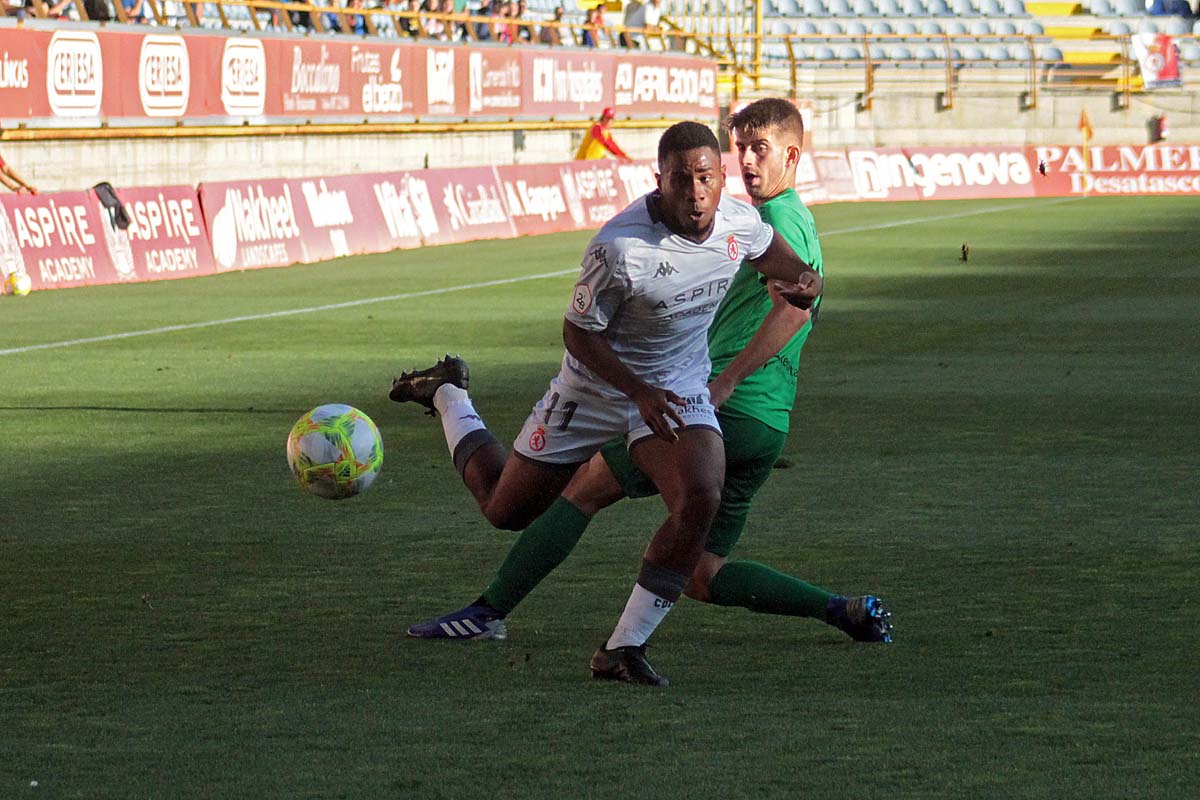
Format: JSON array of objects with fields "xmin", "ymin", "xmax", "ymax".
[{"xmin": 408, "ymin": 100, "xmax": 892, "ymax": 673}]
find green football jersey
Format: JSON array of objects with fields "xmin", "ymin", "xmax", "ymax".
[{"xmin": 707, "ymin": 189, "xmax": 824, "ymax": 433}]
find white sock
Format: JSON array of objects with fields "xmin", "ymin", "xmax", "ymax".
[
  {"xmin": 433, "ymin": 384, "xmax": 487, "ymax": 457},
  {"xmin": 605, "ymin": 582, "xmax": 675, "ymax": 650}
]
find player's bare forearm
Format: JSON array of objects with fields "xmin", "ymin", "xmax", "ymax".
[
  {"xmin": 749, "ymin": 231, "xmax": 821, "ymax": 294},
  {"xmin": 562, "ymin": 320, "xmax": 684, "ymax": 441},
  {"xmin": 709, "ymin": 286, "xmax": 810, "ymax": 407}
]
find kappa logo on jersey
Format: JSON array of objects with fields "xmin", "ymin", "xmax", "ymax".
[
  {"xmin": 653, "ymin": 261, "xmax": 678, "ymax": 278},
  {"xmin": 572, "ymin": 282, "xmax": 594, "ymax": 313},
  {"xmin": 528, "ymin": 425, "xmax": 547, "ymax": 452},
  {"xmin": 726, "ymin": 234, "xmax": 739, "ymax": 261}
]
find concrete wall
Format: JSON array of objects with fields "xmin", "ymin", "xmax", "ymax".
[
  {"xmin": 4, "ymin": 83, "xmax": 1198, "ymax": 193},
  {"xmin": 2, "ymin": 127, "xmax": 669, "ymax": 194}
]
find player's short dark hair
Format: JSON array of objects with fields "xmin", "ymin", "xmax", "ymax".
[
  {"xmin": 725, "ymin": 98, "xmax": 804, "ymax": 144},
  {"xmin": 657, "ymin": 121, "xmax": 720, "ymax": 168}
]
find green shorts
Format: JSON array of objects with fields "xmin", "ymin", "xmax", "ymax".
[{"xmin": 599, "ymin": 409, "xmax": 787, "ymax": 557}]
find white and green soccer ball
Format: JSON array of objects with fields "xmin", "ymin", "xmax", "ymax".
[{"xmin": 286, "ymin": 404, "xmax": 383, "ymax": 499}]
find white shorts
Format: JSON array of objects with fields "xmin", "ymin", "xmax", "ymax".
[{"xmin": 513, "ymin": 377, "xmax": 722, "ymax": 465}]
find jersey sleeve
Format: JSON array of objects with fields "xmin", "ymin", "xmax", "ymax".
[
  {"xmin": 737, "ymin": 198, "xmax": 775, "ymax": 260},
  {"xmin": 564, "ymin": 238, "xmax": 628, "ymax": 332}
]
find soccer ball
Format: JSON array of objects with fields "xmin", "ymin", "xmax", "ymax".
[
  {"xmin": 286, "ymin": 404, "xmax": 383, "ymax": 499},
  {"xmin": 5, "ymin": 271, "xmax": 32, "ymax": 297}
]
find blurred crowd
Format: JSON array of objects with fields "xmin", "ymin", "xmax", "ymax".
[{"xmin": 4, "ymin": 0, "xmax": 683, "ymax": 49}]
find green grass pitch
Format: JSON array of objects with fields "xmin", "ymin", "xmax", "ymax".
[{"xmin": 1, "ymin": 196, "xmax": 1197, "ymax": 799}]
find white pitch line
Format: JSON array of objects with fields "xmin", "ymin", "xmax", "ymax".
[
  {"xmin": 0, "ymin": 197, "xmax": 1081, "ymax": 358},
  {"xmin": 0, "ymin": 269, "xmax": 577, "ymax": 357}
]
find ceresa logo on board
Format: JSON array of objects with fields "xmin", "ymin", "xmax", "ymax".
[
  {"xmin": 221, "ymin": 38, "xmax": 266, "ymax": 116},
  {"xmin": 139, "ymin": 35, "xmax": 190, "ymax": 117},
  {"xmin": 46, "ymin": 31, "xmax": 103, "ymax": 117}
]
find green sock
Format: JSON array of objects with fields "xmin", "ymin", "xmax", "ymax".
[
  {"xmin": 707, "ymin": 560, "xmax": 836, "ymax": 619},
  {"xmin": 480, "ymin": 497, "xmax": 591, "ymax": 615}
]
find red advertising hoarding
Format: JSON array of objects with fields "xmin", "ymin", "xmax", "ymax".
[
  {"xmin": 0, "ymin": 27, "xmax": 718, "ymax": 126},
  {"xmin": 7, "ymin": 145, "xmax": 1200, "ymax": 294},
  {"xmin": 1029, "ymin": 144, "xmax": 1200, "ymax": 197}
]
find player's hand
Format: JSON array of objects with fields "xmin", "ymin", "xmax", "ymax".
[
  {"xmin": 631, "ymin": 385, "xmax": 685, "ymax": 442},
  {"xmin": 707, "ymin": 376, "xmax": 734, "ymax": 408},
  {"xmin": 772, "ymin": 272, "xmax": 822, "ymax": 309}
]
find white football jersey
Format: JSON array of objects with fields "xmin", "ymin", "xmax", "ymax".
[{"xmin": 562, "ymin": 191, "xmax": 774, "ymax": 399}]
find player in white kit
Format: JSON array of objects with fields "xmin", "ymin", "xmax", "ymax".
[{"xmin": 390, "ymin": 122, "xmax": 822, "ymax": 685}]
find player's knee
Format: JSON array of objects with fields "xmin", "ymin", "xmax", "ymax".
[
  {"xmin": 677, "ymin": 484, "xmax": 722, "ymax": 528},
  {"xmin": 481, "ymin": 501, "xmax": 532, "ymax": 531}
]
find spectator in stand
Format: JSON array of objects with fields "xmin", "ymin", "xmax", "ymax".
[
  {"xmin": 422, "ymin": 0, "xmax": 447, "ymax": 39},
  {"xmin": 513, "ymin": 0, "xmax": 532, "ymax": 41},
  {"xmin": 626, "ymin": 0, "xmax": 660, "ymax": 47},
  {"xmin": 574, "ymin": 107, "xmax": 631, "ymax": 161},
  {"xmin": 392, "ymin": 0, "xmax": 420, "ymax": 36},
  {"xmin": 346, "ymin": 0, "xmax": 368, "ymax": 34},
  {"xmin": 619, "ymin": 0, "xmax": 641, "ymax": 47},
  {"xmin": 494, "ymin": 0, "xmax": 513, "ymax": 42},
  {"xmin": 473, "ymin": 0, "xmax": 493, "ymax": 40},
  {"xmin": 580, "ymin": 6, "xmax": 605, "ymax": 47},
  {"xmin": 0, "ymin": 148, "xmax": 37, "ymax": 195},
  {"xmin": 121, "ymin": 0, "xmax": 148, "ymax": 23},
  {"xmin": 538, "ymin": 4, "xmax": 565, "ymax": 44}
]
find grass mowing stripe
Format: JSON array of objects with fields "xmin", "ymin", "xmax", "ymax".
[
  {"xmin": 0, "ymin": 196, "xmax": 1080, "ymax": 359},
  {"xmin": 0, "ymin": 269, "xmax": 578, "ymax": 357}
]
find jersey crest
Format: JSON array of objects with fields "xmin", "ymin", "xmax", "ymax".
[{"xmin": 726, "ymin": 234, "xmax": 739, "ymax": 261}]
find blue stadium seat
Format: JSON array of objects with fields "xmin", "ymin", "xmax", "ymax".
[
  {"xmin": 1089, "ymin": 0, "xmax": 1114, "ymax": 13},
  {"xmin": 979, "ymin": 0, "xmax": 1005, "ymax": 15},
  {"xmin": 847, "ymin": 20, "xmax": 870, "ymax": 34},
  {"xmin": 1010, "ymin": 42, "xmax": 1033, "ymax": 59},
  {"xmin": 796, "ymin": 20, "xmax": 820, "ymax": 34},
  {"xmin": 1107, "ymin": 20, "xmax": 1131, "ymax": 33},
  {"xmin": 970, "ymin": 20, "xmax": 992, "ymax": 35},
  {"xmin": 928, "ymin": 0, "xmax": 952, "ymax": 13},
  {"xmin": 838, "ymin": 45, "xmax": 863, "ymax": 59},
  {"xmin": 915, "ymin": 45, "xmax": 939, "ymax": 59},
  {"xmin": 952, "ymin": 0, "xmax": 979, "ymax": 16},
  {"xmin": 994, "ymin": 20, "xmax": 1018, "ymax": 34},
  {"xmin": 804, "ymin": 0, "xmax": 831, "ymax": 16},
  {"xmin": 871, "ymin": 20, "xmax": 894, "ymax": 33},
  {"xmin": 877, "ymin": 0, "xmax": 903, "ymax": 15},
  {"xmin": 961, "ymin": 44, "xmax": 986, "ymax": 60},
  {"xmin": 1164, "ymin": 17, "xmax": 1191, "ymax": 36},
  {"xmin": 1114, "ymin": 0, "xmax": 1142, "ymax": 15},
  {"xmin": 813, "ymin": 45, "xmax": 837, "ymax": 59},
  {"xmin": 828, "ymin": 0, "xmax": 854, "ymax": 14},
  {"xmin": 1137, "ymin": 18, "xmax": 1159, "ymax": 33},
  {"xmin": 768, "ymin": 19, "xmax": 792, "ymax": 34},
  {"xmin": 1002, "ymin": 0, "xmax": 1026, "ymax": 15},
  {"xmin": 853, "ymin": 0, "xmax": 880, "ymax": 14},
  {"xmin": 1179, "ymin": 42, "xmax": 1200, "ymax": 62},
  {"xmin": 945, "ymin": 19, "xmax": 968, "ymax": 33},
  {"xmin": 820, "ymin": 20, "xmax": 844, "ymax": 34},
  {"xmin": 988, "ymin": 44, "xmax": 1011, "ymax": 62},
  {"xmin": 902, "ymin": 0, "xmax": 926, "ymax": 14},
  {"xmin": 889, "ymin": 45, "xmax": 914, "ymax": 59},
  {"xmin": 896, "ymin": 20, "xmax": 919, "ymax": 34},
  {"xmin": 1023, "ymin": 20, "xmax": 1044, "ymax": 33},
  {"xmin": 1041, "ymin": 45, "xmax": 1064, "ymax": 62},
  {"xmin": 921, "ymin": 20, "xmax": 944, "ymax": 33}
]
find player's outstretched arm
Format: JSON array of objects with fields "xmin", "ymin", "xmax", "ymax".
[
  {"xmin": 747, "ymin": 231, "xmax": 822, "ymax": 306},
  {"xmin": 708, "ymin": 282, "xmax": 811, "ymax": 407},
  {"xmin": 562, "ymin": 319, "xmax": 684, "ymax": 442}
]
